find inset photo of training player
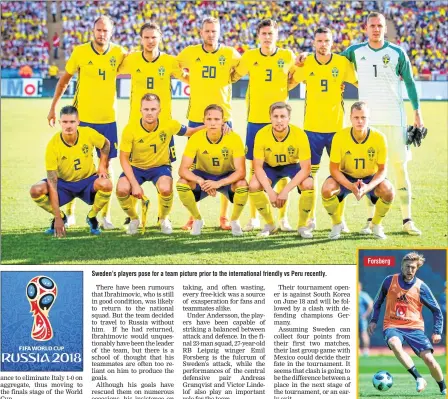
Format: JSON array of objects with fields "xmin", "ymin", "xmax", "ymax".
[{"xmin": 357, "ymin": 249, "xmax": 447, "ymax": 398}]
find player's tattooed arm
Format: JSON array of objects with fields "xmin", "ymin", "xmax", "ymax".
[
  {"xmin": 97, "ymin": 139, "xmax": 110, "ymax": 178},
  {"xmin": 46, "ymin": 170, "xmax": 65, "ymax": 237}
]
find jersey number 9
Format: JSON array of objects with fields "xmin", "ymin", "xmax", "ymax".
[
  {"xmin": 202, "ymin": 66, "xmax": 216, "ymax": 79},
  {"xmin": 321, "ymin": 79, "xmax": 328, "ymax": 92}
]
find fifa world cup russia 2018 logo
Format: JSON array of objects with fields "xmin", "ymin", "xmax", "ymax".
[{"xmin": 26, "ymin": 276, "xmax": 57, "ymax": 341}]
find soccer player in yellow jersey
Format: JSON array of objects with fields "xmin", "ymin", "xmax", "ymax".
[
  {"xmin": 231, "ymin": 19, "xmax": 296, "ymax": 232},
  {"xmin": 30, "ymin": 106, "xmax": 112, "ymax": 237},
  {"xmin": 47, "ymin": 16, "xmax": 126, "ymax": 229},
  {"xmin": 116, "ymin": 94, "xmax": 203, "ymax": 235},
  {"xmin": 322, "ymin": 102, "xmax": 395, "ymax": 239},
  {"xmin": 177, "ymin": 17, "xmax": 241, "ymax": 231},
  {"xmin": 176, "ymin": 105, "xmax": 248, "ymax": 237},
  {"xmin": 250, "ymin": 102, "xmax": 314, "ymax": 238},
  {"xmin": 292, "ymin": 27, "xmax": 358, "ymax": 233}
]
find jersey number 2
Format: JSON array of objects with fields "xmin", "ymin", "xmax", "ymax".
[{"xmin": 74, "ymin": 158, "xmax": 81, "ymax": 170}]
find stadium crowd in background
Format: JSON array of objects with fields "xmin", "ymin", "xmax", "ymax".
[{"xmin": 1, "ymin": 1, "xmax": 49, "ymax": 77}]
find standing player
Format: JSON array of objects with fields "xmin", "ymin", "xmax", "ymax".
[
  {"xmin": 249, "ymin": 102, "xmax": 314, "ymax": 238},
  {"xmin": 118, "ymin": 22, "xmax": 186, "ymax": 227},
  {"xmin": 47, "ymin": 15, "xmax": 126, "ymax": 229},
  {"xmin": 340, "ymin": 12, "xmax": 424, "ymax": 236},
  {"xmin": 116, "ymin": 94, "xmax": 203, "ymax": 235},
  {"xmin": 291, "ymin": 27, "xmax": 358, "ymax": 232},
  {"xmin": 31, "ymin": 106, "xmax": 112, "ymax": 237},
  {"xmin": 176, "ymin": 105, "xmax": 248, "ymax": 236},
  {"xmin": 232, "ymin": 19, "xmax": 296, "ymax": 232},
  {"xmin": 368, "ymin": 252, "xmax": 446, "ymax": 394},
  {"xmin": 359, "ymin": 282, "xmax": 373, "ymax": 356},
  {"xmin": 321, "ymin": 102, "xmax": 395, "ymax": 239},
  {"xmin": 177, "ymin": 17, "xmax": 241, "ymax": 231}
]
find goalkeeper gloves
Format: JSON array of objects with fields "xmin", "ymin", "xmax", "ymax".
[{"xmin": 406, "ymin": 125, "xmax": 428, "ymax": 147}]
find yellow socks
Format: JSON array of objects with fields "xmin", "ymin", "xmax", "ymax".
[
  {"xmin": 249, "ymin": 168, "xmax": 257, "ymax": 219},
  {"xmin": 230, "ymin": 187, "xmax": 248, "ymax": 221},
  {"xmin": 276, "ymin": 177, "xmax": 288, "ymax": 219},
  {"xmin": 158, "ymin": 193, "xmax": 173, "ymax": 220},
  {"xmin": 117, "ymin": 194, "xmax": 139, "ymax": 220},
  {"xmin": 298, "ymin": 190, "xmax": 314, "ymax": 228},
  {"xmin": 176, "ymin": 183, "xmax": 201, "ymax": 220},
  {"xmin": 309, "ymin": 165, "xmax": 320, "ymax": 220},
  {"xmin": 249, "ymin": 190, "xmax": 274, "ymax": 225},
  {"xmin": 66, "ymin": 199, "xmax": 76, "ymax": 216},
  {"xmin": 32, "ymin": 194, "xmax": 54, "ymax": 214},
  {"xmin": 88, "ymin": 190, "xmax": 111, "ymax": 218},
  {"xmin": 322, "ymin": 194, "xmax": 342, "ymax": 225},
  {"xmin": 372, "ymin": 198, "xmax": 393, "ymax": 225}
]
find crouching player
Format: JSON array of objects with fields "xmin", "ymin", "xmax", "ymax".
[
  {"xmin": 321, "ymin": 102, "xmax": 394, "ymax": 239},
  {"xmin": 176, "ymin": 105, "xmax": 248, "ymax": 236},
  {"xmin": 249, "ymin": 102, "xmax": 314, "ymax": 238},
  {"xmin": 117, "ymin": 93, "xmax": 203, "ymax": 235},
  {"xmin": 368, "ymin": 252, "xmax": 446, "ymax": 395},
  {"xmin": 30, "ymin": 105, "xmax": 112, "ymax": 237}
]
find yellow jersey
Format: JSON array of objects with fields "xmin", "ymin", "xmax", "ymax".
[
  {"xmin": 253, "ymin": 124, "xmax": 311, "ymax": 167},
  {"xmin": 234, "ymin": 48, "xmax": 295, "ymax": 123},
  {"xmin": 120, "ymin": 118, "xmax": 187, "ymax": 169},
  {"xmin": 293, "ymin": 53, "xmax": 357, "ymax": 133},
  {"xmin": 45, "ymin": 126, "xmax": 105, "ymax": 182},
  {"xmin": 330, "ymin": 127, "xmax": 387, "ymax": 178},
  {"xmin": 183, "ymin": 130, "xmax": 245, "ymax": 175},
  {"xmin": 177, "ymin": 44, "xmax": 240, "ymax": 122},
  {"xmin": 65, "ymin": 41, "xmax": 126, "ymax": 124},
  {"xmin": 118, "ymin": 51, "xmax": 184, "ymax": 122}
]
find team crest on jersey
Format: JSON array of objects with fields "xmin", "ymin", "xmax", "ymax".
[
  {"xmin": 331, "ymin": 67, "xmax": 339, "ymax": 78},
  {"xmin": 382, "ymin": 54, "xmax": 391, "ymax": 66},
  {"xmin": 219, "ymin": 55, "xmax": 226, "ymax": 66},
  {"xmin": 159, "ymin": 132, "xmax": 167, "ymax": 143},
  {"xmin": 82, "ymin": 144, "xmax": 89, "ymax": 155},
  {"xmin": 287, "ymin": 146, "xmax": 295, "ymax": 157},
  {"xmin": 158, "ymin": 66, "xmax": 165, "ymax": 77},
  {"xmin": 110, "ymin": 56, "xmax": 116, "ymax": 67},
  {"xmin": 221, "ymin": 147, "xmax": 229, "ymax": 160},
  {"xmin": 277, "ymin": 59, "xmax": 285, "ymax": 68},
  {"xmin": 367, "ymin": 147, "xmax": 375, "ymax": 160}
]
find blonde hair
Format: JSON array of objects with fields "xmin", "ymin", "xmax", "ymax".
[
  {"xmin": 141, "ymin": 93, "xmax": 160, "ymax": 105},
  {"xmin": 201, "ymin": 17, "xmax": 220, "ymax": 28},
  {"xmin": 402, "ymin": 252, "xmax": 426, "ymax": 268}
]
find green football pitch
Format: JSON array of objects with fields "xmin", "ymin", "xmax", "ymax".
[
  {"xmin": 359, "ymin": 354, "xmax": 447, "ymax": 398},
  {"xmin": 1, "ymin": 99, "xmax": 447, "ymax": 264}
]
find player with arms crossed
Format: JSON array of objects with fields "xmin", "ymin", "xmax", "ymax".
[
  {"xmin": 176, "ymin": 105, "xmax": 248, "ymax": 236},
  {"xmin": 31, "ymin": 106, "xmax": 112, "ymax": 237},
  {"xmin": 321, "ymin": 102, "xmax": 394, "ymax": 239},
  {"xmin": 117, "ymin": 94, "xmax": 203, "ymax": 235},
  {"xmin": 249, "ymin": 102, "xmax": 313, "ymax": 238},
  {"xmin": 118, "ymin": 22, "xmax": 186, "ymax": 227},
  {"xmin": 47, "ymin": 15, "xmax": 126, "ymax": 229},
  {"xmin": 368, "ymin": 252, "xmax": 446, "ymax": 395},
  {"xmin": 341, "ymin": 12, "xmax": 425, "ymax": 236},
  {"xmin": 232, "ymin": 19, "xmax": 296, "ymax": 233},
  {"xmin": 177, "ymin": 17, "xmax": 241, "ymax": 231},
  {"xmin": 291, "ymin": 27, "xmax": 358, "ymax": 232}
]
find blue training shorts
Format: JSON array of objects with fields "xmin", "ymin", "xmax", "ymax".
[
  {"xmin": 44, "ymin": 174, "xmax": 98, "ymax": 206},
  {"xmin": 80, "ymin": 121, "xmax": 118, "ymax": 159},
  {"xmin": 120, "ymin": 165, "xmax": 172, "ymax": 187},
  {"xmin": 245, "ymin": 122, "xmax": 269, "ymax": 160},
  {"xmin": 327, "ymin": 173, "xmax": 380, "ymax": 204},
  {"xmin": 305, "ymin": 130, "xmax": 336, "ymax": 166},
  {"xmin": 384, "ymin": 328, "xmax": 433, "ymax": 356},
  {"xmin": 263, "ymin": 163, "xmax": 302, "ymax": 190},
  {"xmin": 191, "ymin": 170, "xmax": 235, "ymax": 203}
]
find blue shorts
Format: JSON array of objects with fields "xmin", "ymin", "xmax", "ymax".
[
  {"xmin": 246, "ymin": 122, "xmax": 269, "ymax": 160},
  {"xmin": 329, "ymin": 173, "xmax": 379, "ymax": 204},
  {"xmin": 80, "ymin": 121, "xmax": 118, "ymax": 158},
  {"xmin": 44, "ymin": 174, "xmax": 98, "ymax": 206},
  {"xmin": 305, "ymin": 130, "xmax": 336, "ymax": 166},
  {"xmin": 120, "ymin": 165, "xmax": 172, "ymax": 187},
  {"xmin": 384, "ymin": 328, "xmax": 433, "ymax": 356},
  {"xmin": 192, "ymin": 170, "xmax": 235, "ymax": 203},
  {"xmin": 263, "ymin": 163, "xmax": 301, "ymax": 189}
]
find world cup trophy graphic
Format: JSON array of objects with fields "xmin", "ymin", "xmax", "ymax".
[{"xmin": 26, "ymin": 276, "xmax": 57, "ymax": 341}]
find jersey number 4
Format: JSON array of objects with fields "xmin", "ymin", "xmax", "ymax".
[{"xmin": 99, "ymin": 69, "xmax": 106, "ymax": 80}]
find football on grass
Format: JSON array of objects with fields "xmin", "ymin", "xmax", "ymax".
[{"xmin": 372, "ymin": 370, "xmax": 393, "ymax": 391}]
